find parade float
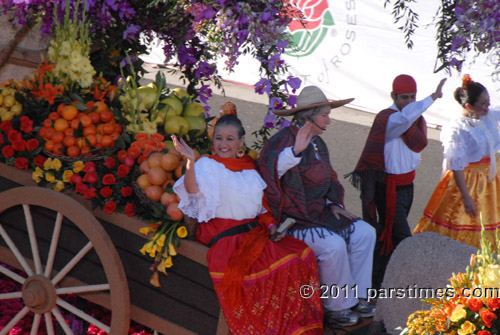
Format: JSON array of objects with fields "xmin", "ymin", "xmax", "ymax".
[{"xmin": 0, "ymin": 0, "xmax": 303, "ymax": 334}]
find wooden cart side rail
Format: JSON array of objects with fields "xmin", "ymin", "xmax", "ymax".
[{"xmin": 0, "ymin": 162, "xmax": 209, "ymax": 266}]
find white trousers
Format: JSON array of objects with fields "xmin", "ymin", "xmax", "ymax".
[{"xmin": 290, "ymin": 220, "xmax": 375, "ymax": 311}]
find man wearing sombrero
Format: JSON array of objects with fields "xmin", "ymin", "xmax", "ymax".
[
  {"xmin": 346, "ymin": 75, "xmax": 446, "ymax": 290},
  {"xmin": 258, "ymin": 86, "xmax": 376, "ymax": 327}
]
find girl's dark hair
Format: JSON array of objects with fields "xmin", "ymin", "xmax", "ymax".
[
  {"xmin": 214, "ymin": 114, "xmax": 245, "ymax": 139},
  {"xmin": 454, "ymin": 74, "xmax": 487, "ymax": 107}
]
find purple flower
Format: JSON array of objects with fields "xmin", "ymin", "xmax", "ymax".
[
  {"xmin": 123, "ymin": 24, "xmax": 140, "ymax": 42},
  {"xmin": 264, "ymin": 112, "xmax": 277, "ymax": 128},
  {"xmin": 287, "ymin": 76, "xmax": 302, "ymax": 90},
  {"xmin": 254, "ymin": 78, "xmax": 271, "ymax": 95},
  {"xmin": 270, "ymin": 97, "xmax": 284, "ymax": 110},
  {"xmin": 198, "ymin": 84, "xmax": 213, "ymax": 105},
  {"xmin": 279, "ymin": 118, "xmax": 291, "ymax": 129}
]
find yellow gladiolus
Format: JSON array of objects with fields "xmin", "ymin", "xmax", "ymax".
[
  {"xmin": 177, "ymin": 226, "xmax": 188, "ymax": 238},
  {"xmin": 73, "ymin": 161, "xmax": 84, "ymax": 173},
  {"xmin": 53, "ymin": 180, "xmax": 65, "ymax": 192},
  {"xmin": 62, "ymin": 170, "xmax": 74, "ymax": 183}
]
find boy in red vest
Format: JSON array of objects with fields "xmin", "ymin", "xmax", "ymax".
[{"xmin": 346, "ymin": 75, "xmax": 446, "ymax": 289}]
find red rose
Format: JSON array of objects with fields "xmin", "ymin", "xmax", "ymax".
[
  {"xmin": 2, "ymin": 145, "xmax": 14, "ymax": 158},
  {"xmin": 467, "ymin": 298, "xmax": 483, "ymax": 312},
  {"xmin": 75, "ymin": 182, "xmax": 89, "ymax": 195},
  {"xmin": 84, "ymin": 187, "xmax": 97, "ymax": 199},
  {"xmin": 480, "ymin": 309, "xmax": 497, "ymax": 328},
  {"xmin": 102, "ymin": 173, "xmax": 116, "ymax": 185},
  {"xmin": 11, "ymin": 139, "xmax": 26, "ymax": 152},
  {"xmin": 477, "ymin": 330, "xmax": 492, "ymax": 335},
  {"xmin": 120, "ymin": 186, "xmax": 133, "ymax": 197},
  {"xmin": 99, "ymin": 186, "xmax": 113, "ymax": 198},
  {"xmin": 83, "ymin": 162, "xmax": 96, "ymax": 173},
  {"xmin": 20, "ymin": 116, "xmax": 33, "ymax": 133},
  {"xmin": 14, "ymin": 157, "xmax": 28, "ymax": 170},
  {"xmin": 103, "ymin": 200, "xmax": 117, "ymax": 213},
  {"xmin": 124, "ymin": 203, "xmax": 136, "ymax": 217},
  {"xmin": 83, "ymin": 171, "xmax": 98, "ymax": 184},
  {"xmin": 33, "ymin": 155, "xmax": 46, "ymax": 167},
  {"xmin": 487, "ymin": 297, "xmax": 500, "ymax": 312},
  {"xmin": 117, "ymin": 164, "xmax": 130, "ymax": 178},
  {"xmin": 117, "ymin": 149, "xmax": 128, "ymax": 163},
  {"xmin": 69, "ymin": 174, "xmax": 83, "ymax": 185},
  {"xmin": 26, "ymin": 138, "xmax": 39, "ymax": 152},
  {"xmin": 127, "ymin": 146, "xmax": 141, "ymax": 159},
  {"xmin": 7, "ymin": 130, "xmax": 21, "ymax": 142},
  {"xmin": 288, "ymin": 0, "xmax": 330, "ymax": 33},
  {"xmin": 0, "ymin": 120, "xmax": 13, "ymax": 133},
  {"xmin": 104, "ymin": 157, "xmax": 116, "ymax": 169}
]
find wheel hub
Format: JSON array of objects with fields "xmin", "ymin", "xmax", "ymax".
[{"xmin": 22, "ymin": 275, "xmax": 57, "ymax": 313}]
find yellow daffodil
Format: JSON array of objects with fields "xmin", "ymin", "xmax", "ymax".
[
  {"xmin": 149, "ymin": 271, "xmax": 160, "ymax": 287},
  {"xmin": 51, "ymin": 158, "xmax": 62, "ymax": 171},
  {"xmin": 43, "ymin": 158, "xmax": 53, "ymax": 170},
  {"xmin": 62, "ymin": 170, "xmax": 74, "ymax": 182},
  {"xmin": 450, "ymin": 306, "xmax": 466, "ymax": 322},
  {"xmin": 169, "ymin": 243, "xmax": 177, "ymax": 256},
  {"xmin": 45, "ymin": 173, "xmax": 56, "ymax": 183},
  {"xmin": 73, "ymin": 161, "xmax": 84, "ymax": 173},
  {"xmin": 457, "ymin": 321, "xmax": 475, "ymax": 335},
  {"xmin": 53, "ymin": 180, "xmax": 65, "ymax": 192},
  {"xmin": 32, "ymin": 168, "xmax": 44, "ymax": 183},
  {"xmin": 177, "ymin": 226, "xmax": 188, "ymax": 238}
]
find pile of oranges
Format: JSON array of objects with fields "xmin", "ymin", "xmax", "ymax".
[
  {"xmin": 135, "ymin": 147, "xmax": 203, "ymax": 221},
  {"xmin": 39, "ymin": 101, "xmax": 122, "ymax": 157}
]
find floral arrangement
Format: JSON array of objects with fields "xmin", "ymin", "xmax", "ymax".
[{"xmin": 401, "ymin": 226, "xmax": 500, "ymax": 335}]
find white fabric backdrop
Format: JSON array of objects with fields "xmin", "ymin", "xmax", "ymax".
[{"xmin": 142, "ymin": 1, "xmax": 500, "ymax": 127}]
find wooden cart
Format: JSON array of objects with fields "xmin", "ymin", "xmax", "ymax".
[{"xmin": 0, "ymin": 162, "xmax": 229, "ymax": 335}]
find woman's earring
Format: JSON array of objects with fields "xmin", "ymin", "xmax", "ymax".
[{"xmin": 237, "ymin": 145, "xmax": 246, "ymax": 158}]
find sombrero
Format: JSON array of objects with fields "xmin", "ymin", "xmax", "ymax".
[{"xmin": 273, "ymin": 86, "xmax": 354, "ymax": 116}]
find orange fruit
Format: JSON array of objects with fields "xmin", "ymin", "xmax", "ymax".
[
  {"xmin": 63, "ymin": 135, "xmax": 76, "ymax": 147},
  {"xmin": 166, "ymin": 202, "xmax": 184, "ymax": 221},
  {"xmin": 102, "ymin": 122, "xmax": 114, "ymax": 135},
  {"xmin": 139, "ymin": 160, "xmax": 151, "ymax": 174},
  {"xmin": 85, "ymin": 134, "xmax": 97, "ymax": 147},
  {"xmin": 161, "ymin": 178, "xmax": 175, "ymax": 190},
  {"xmin": 100, "ymin": 135, "xmax": 113, "ymax": 147},
  {"xmin": 100, "ymin": 110, "xmax": 113, "ymax": 123},
  {"xmin": 147, "ymin": 166, "xmax": 169, "ymax": 186},
  {"xmin": 168, "ymin": 147, "xmax": 182, "ymax": 158},
  {"xmin": 61, "ymin": 105, "xmax": 78, "ymax": 121},
  {"xmin": 160, "ymin": 153, "xmax": 180, "ymax": 171},
  {"xmin": 38, "ymin": 127, "xmax": 47, "ymax": 139},
  {"xmin": 85, "ymin": 101, "xmax": 95, "ymax": 112},
  {"xmin": 83, "ymin": 125, "xmax": 97, "ymax": 137},
  {"xmin": 53, "ymin": 118, "xmax": 69, "ymax": 132},
  {"xmin": 136, "ymin": 174, "xmax": 151, "ymax": 189},
  {"xmin": 147, "ymin": 152, "xmax": 163, "ymax": 168},
  {"xmin": 51, "ymin": 131, "xmax": 64, "ymax": 144},
  {"xmin": 48, "ymin": 112, "xmax": 59, "ymax": 121},
  {"xmin": 53, "ymin": 143, "xmax": 64, "ymax": 155},
  {"xmin": 174, "ymin": 160, "xmax": 186, "ymax": 179},
  {"xmin": 80, "ymin": 115, "xmax": 92, "ymax": 128},
  {"xmin": 113, "ymin": 123, "xmax": 122, "ymax": 133},
  {"xmin": 43, "ymin": 119, "xmax": 52, "ymax": 128},
  {"xmin": 110, "ymin": 131, "xmax": 120, "ymax": 141},
  {"xmin": 93, "ymin": 101, "xmax": 108, "ymax": 114},
  {"xmin": 64, "ymin": 128, "xmax": 74, "ymax": 136},
  {"xmin": 44, "ymin": 140, "xmax": 55, "ymax": 152},
  {"xmin": 70, "ymin": 119, "xmax": 80, "ymax": 130},
  {"xmin": 88, "ymin": 112, "xmax": 100, "ymax": 124},
  {"xmin": 160, "ymin": 192, "xmax": 178, "ymax": 207},
  {"xmin": 57, "ymin": 103, "xmax": 65, "ymax": 115},
  {"xmin": 145, "ymin": 185, "xmax": 163, "ymax": 202},
  {"xmin": 44, "ymin": 127, "xmax": 55, "ymax": 140},
  {"xmin": 76, "ymin": 137, "xmax": 87, "ymax": 148},
  {"xmin": 80, "ymin": 146, "xmax": 91, "ymax": 156},
  {"xmin": 66, "ymin": 145, "xmax": 80, "ymax": 157}
]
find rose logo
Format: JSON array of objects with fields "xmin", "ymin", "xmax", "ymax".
[{"xmin": 285, "ymin": 0, "xmax": 334, "ymax": 57}]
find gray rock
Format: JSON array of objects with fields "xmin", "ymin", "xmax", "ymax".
[{"xmin": 372, "ymin": 232, "xmax": 477, "ymax": 334}]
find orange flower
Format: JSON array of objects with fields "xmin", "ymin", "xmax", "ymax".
[
  {"xmin": 35, "ymin": 61, "xmax": 55, "ymax": 75},
  {"xmin": 31, "ymin": 82, "xmax": 64, "ymax": 105},
  {"xmin": 134, "ymin": 133, "xmax": 149, "ymax": 141},
  {"xmin": 151, "ymin": 133, "xmax": 165, "ymax": 142}
]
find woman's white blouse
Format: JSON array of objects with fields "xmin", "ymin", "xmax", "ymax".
[
  {"xmin": 441, "ymin": 108, "xmax": 500, "ymax": 176},
  {"xmin": 173, "ymin": 157, "xmax": 267, "ymax": 223}
]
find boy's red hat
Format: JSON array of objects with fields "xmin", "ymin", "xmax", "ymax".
[{"xmin": 392, "ymin": 74, "xmax": 417, "ymax": 94}]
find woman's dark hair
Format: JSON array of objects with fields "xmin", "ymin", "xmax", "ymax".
[
  {"xmin": 454, "ymin": 74, "xmax": 487, "ymax": 107},
  {"xmin": 213, "ymin": 114, "xmax": 245, "ymax": 139}
]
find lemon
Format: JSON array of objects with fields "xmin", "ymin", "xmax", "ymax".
[
  {"xmin": 0, "ymin": 110, "xmax": 14, "ymax": 121},
  {"xmin": 164, "ymin": 116, "xmax": 189, "ymax": 136},
  {"xmin": 184, "ymin": 116, "xmax": 206, "ymax": 137},
  {"xmin": 137, "ymin": 86, "xmax": 158, "ymax": 111},
  {"xmin": 3, "ymin": 95, "xmax": 15, "ymax": 108},
  {"xmin": 159, "ymin": 96, "xmax": 183, "ymax": 116},
  {"xmin": 172, "ymin": 87, "xmax": 189, "ymax": 101},
  {"xmin": 11, "ymin": 103, "xmax": 22, "ymax": 115},
  {"xmin": 183, "ymin": 103, "xmax": 206, "ymax": 118}
]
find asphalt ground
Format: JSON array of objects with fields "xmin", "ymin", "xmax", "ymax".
[{"xmin": 143, "ymin": 64, "xmax": 444, "ymax": 233}]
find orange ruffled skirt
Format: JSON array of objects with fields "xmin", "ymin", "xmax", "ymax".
[
  {"xmin": 198, "ymin": 218, "xmax": 324, "ymax": 335},
  {"xmin": 414, "ymin": 156, "xmax": 500, "ymax": 249}
]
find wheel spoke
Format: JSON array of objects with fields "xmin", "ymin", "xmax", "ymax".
[
  {"xmin": 0, "ymin": 224, "xmax": 33, "ymax": 276},
  {"xmin": 52, "ymin": 306, "xmax": 75, "ymax": 335},
  {"xmin": 44, "ymin": 313, "xmax": 55, "ymax": 335},
  {"xmin": 51, "ymin": 241, "xmax": 92, "ymax": 286},
  {"xmin": 0, "ymin": 264, "xmax": 25, "ymax": 284},
  {"xmin": 44, "ymin": 212, "xmax": 63, "ymax": 277},
  {"xmin": 23, "ymin": 204, "xmax": 42, "ymax": 274},
  {"xmin": 56, "ymin": 283, "xmax": 109, "ymax": 295},
  {"xmin": 0, "ymin": 306, "xmax": 29, "ymax": 335},
  {"xmin": 0, "ymin": 291, "xmax": 22, "ymax": 299},
  {"xmin": 57, "ymin": 297, "xmax": 111, "ymax": 333},
  {"xmin": 30, "ymin": 314, "xmax": 42, "ymax": 335}
]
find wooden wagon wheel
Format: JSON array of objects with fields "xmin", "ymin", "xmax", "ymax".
[{"xmin": 0, "ymin": 186, "xmax": 130, "ymax": 335}]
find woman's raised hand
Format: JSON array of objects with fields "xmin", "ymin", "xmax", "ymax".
[
  {"xmin": 293, "ymin": 121, "xmax": 314, "ymax": 155},
  {"xmin": 171, "ymin": 135, "xmax": 195, "ymax": 162}
]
